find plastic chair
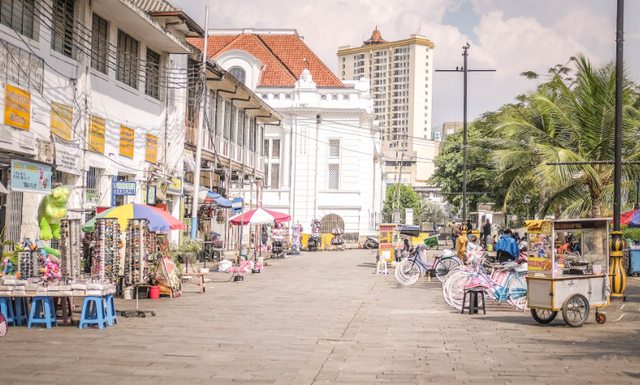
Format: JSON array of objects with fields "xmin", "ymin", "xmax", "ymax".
[
  {"xmin": 461, "ymin": 288, "xmax": 486, "ymax": 315},
  {"xmin": 375, "ymin": 254, "xmax": 388, "ymax": 275},
  {"xmin": 27, "ymin": 297, "xmax": 57, "ymax": 329},
  {"xmin": 103, "ymin": 294, "xmax": 117, "ymax": 326},
  {"xmin": 0, "ymin": 297, "xmax": 16, "ymax": 326},
  {"xmin": 78, "ymin": 296, "xmax": 107, "ymax": 330},
  {"xmin": 13, "ymin": 297, "xmax": 28, "ymax": 326}
]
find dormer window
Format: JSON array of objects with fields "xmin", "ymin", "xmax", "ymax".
[{"xmin": 229, "ymin": 67, "xmax": 246, "ymax": 84}]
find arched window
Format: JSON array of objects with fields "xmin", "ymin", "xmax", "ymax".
[{"xmin": 229, "ymin": 67, "xmax": 246, "ymax": 84}]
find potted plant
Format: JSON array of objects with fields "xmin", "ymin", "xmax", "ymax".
[{"xmin": 174, "ymin": 239, "xmax": 202, "ymax": 264}]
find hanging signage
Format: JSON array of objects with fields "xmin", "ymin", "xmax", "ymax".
[
  {"xmin": 184, "ymin": 149, "xmax": 195, "ymax": 171},
  {"xmin": 119, "ymin": 126, "xmax": 134, "ymax": 158},
  {"xmin": 5, "ymin": 85, "xmax": 30, "ymax": 131},
  {"xmin": 145, "ymin": 134, "xmax": 158, "ymax": 163},
  {"xmin": 113, "ymin": 181, "xmax": 136, "ymax": 195},
  {"xmin": 88, "ymin": 115, "xmax": 105, "ymax": 153},
  {"xmin": 10, "ymin": 159, "xmax": 51, "ymax": 194},
  {"xmin": 53, "ymin": 135, "xmax": 81, "ymax": 175},
  {"xmin": 232, "ymin": 198, "xmax": 243, "ymax": 213},
  {"xmin": 147, "ymin": 185, "xmax": 157, "ymax": 205},
  {"xmin": 51, "ymin": 102, "xmax": 72, "ymax": 140},
  {"xmin": 167, "ymin": 177, "xmax": 182, "ymax": 193}
]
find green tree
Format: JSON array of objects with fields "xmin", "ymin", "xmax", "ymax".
[
  {"xmin": 382, "ymin": 185, "xmax": 421, "ymax": 225},
  {"xmin": 419, "ymin": 199, "xmax": 447, "ymax": 226},
  {"xmin": 493, "ymin": 54, "xmax": 640, "ymax": 218}
]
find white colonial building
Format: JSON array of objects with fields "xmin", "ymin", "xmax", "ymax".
[{"xmin": 190, "ymin": 29, "xmax": 385, "ymax": 238}]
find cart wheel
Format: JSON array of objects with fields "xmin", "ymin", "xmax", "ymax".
[
  {"xmin": 140, "ymin": 312, "xmax": 146, "ymax": 318},
  {"xmin": 121, "ymin": 312, "xmax": 126, "ymax": 317},
  {"xmin": 531, "ymin": 309, "xmax": 558, "ymax": 324},
  {"xmin": 596, "ymin": 313, "xmax": 606, "ymax": 324},
  {"xmin": 151, "ymin": 312, "xmax": 156, "ymax": 317},
  {"xmin": 562, "ymin": 293, "xmax": 590, "ymax": 327}
]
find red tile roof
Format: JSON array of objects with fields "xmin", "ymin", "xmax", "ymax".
[{"xmin": 188, "ymin": 33, "xmax": 344, "ymax": 88}]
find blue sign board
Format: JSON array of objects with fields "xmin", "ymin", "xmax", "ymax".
[
  {"xmin": 10, "ymin": 160, "xmax": 52, "ymax": 194},
  {"xmin": 113, "ymin": 181, "xmax": 136, "ymax": 195},
  {"xmin": 232, "ymin": 198, "xmax": 243, "ymax": 213}
]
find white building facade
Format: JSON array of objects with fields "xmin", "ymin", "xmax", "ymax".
[
  {"xmin": 0, "ymin": 0, "xmax": 191, "ymax": 242},
  {"xmin": 194, "ymin": 29, "xmax": 385, "ymax": 238}
]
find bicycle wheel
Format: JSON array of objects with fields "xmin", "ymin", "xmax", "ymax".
[
  {"xmin": 445, "ymin": 273, "xmax": 472, "ymax": 310},
  {"xmin": 531, "ymin": 309, "xmax": 558, "ymax": 324},
  {"xmin": 506, "ymin": 272, "xmax": 528, "ymax": 311},
  {"xmin": 434, "ymin": 258, "xmax": 462, "ymax": 282},
  {"xmin": 395, "ymin": 259, "xmax": 421, "ymax": 286},
  {"xmin": 442, "ymin": 270, "xmax": 467, "ymax": 307}
]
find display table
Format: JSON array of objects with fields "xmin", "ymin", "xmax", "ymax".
[{"xmin": 182, "ymin": 272, "xmax": 210, "ymax": 294}]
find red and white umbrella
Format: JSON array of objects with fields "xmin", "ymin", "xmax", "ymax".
[{"xmin": 230, "ymin": 207, "xmax": 291, "ymax": 225}]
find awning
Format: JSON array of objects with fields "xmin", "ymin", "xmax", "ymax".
[{"xmin": 198, "ymin": 190, "xmax": 232, "ymax": 208}]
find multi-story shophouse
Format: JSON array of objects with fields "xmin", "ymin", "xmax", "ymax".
[{"xmin": 0, "ymin": 0, "xmax": 193, "ymax": 243}]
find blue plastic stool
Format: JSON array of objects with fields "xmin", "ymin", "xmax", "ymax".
[
  {"xmin": 103, "ymin": 295, "xmax": 117, "ymax": 326},
  {"xmin": 79, "ymin": 296, "xmax": 107, "ymax": 330},
  {"xmin": 27, "ymin": 297, "xmax": 57, "ymax": 329},
  {"xmin": 13, "ymin": 297, "xmax": 28, "ymax": 326},
  {"xmin": 0, "ymin": 298, "xmax": 16, "ymax": 326}
]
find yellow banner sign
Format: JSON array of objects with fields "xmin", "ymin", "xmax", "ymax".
[
  {"xmin": 528, "ymin": 257, "xmax": 552, "ymax": 271},
  {"xmin": 168, "ymin": 177, "xmax": 182, "ymax": 192},
  {"xmin": 5, "ymin": 85, "xmax": 30, "ymax": 130},
  {"xmin": 145, "ymin": 134, "xmax": 158, "ymax": 163},
  {"xmin": 51, "ymin": 102, "xmax": 73, "ymax": 140},
  {"xmin": 89, "ymin": 115, "xmax": 105, "ymax": 153},
  {"xmin": 120, "ymin": 125, "xmax": 134, "ymax": 158}
]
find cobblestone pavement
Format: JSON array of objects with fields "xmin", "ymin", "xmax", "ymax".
[{"xmin": 3, "ymin": 249, "xmax": 640, "ymax": 385}]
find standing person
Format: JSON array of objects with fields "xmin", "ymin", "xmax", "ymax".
[
  {"xmin": 450, "ymin": 221, "xmax": 460, "ymax": 247},
  {"xmin": 495, "ymin": 229, "xmax": 520, "ymax": 263},
  {"xmin": 483, "ymin": 220, "xmax": 491, "ymax": 247}
]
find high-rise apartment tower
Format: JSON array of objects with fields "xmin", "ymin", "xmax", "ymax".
[{"xmin": 337, "ymin": 28, "xmax": 438, "ymax": 187}]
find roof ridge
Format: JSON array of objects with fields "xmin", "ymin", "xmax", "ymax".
[
  {"xmin": 253, "ymin": 34, "xmax": 299, "ymax": 83},
  {"xmin": 208, "ymin": 34, "xmax": 244, "ymax": 57},
  {"xmin": 287, "ymin": 34, "xmax": 343, "ymax": 86}
]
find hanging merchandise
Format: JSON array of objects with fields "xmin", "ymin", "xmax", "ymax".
[
  {"xmin": 93, "ymin": 218, "xmax": 121, "ymax": 281},
  {"xmin": 16, "ymin": 251, "xmax": 33, "ymax": 278},
  {"xmin": 216, "ymin": 210, "xmax": 225, "ymax": 224},
  {"xmin": 126, "ymin": 218, "xmax": 151, "ymax": 286},
  {"xmin": 291, "ymin": 224, "xmax": 303, "ymax": 254},
  {"xmin": 59, "ymin": 219, "xmax": 82, "ymax": 279}
]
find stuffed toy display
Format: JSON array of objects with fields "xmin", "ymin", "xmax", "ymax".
[{"xmin": 37, "ymin": 186, "xmax": 70, "ymax": 240}]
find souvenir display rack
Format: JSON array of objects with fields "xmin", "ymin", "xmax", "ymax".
[
  {"xmin": 59, "ymin": 219, "xmax": 82, "ymax": 279},
  {"xmin": 123, "ymin": 218, "xmax": 156, "ymax": 318},
  {"xmin": 125, "ymin": 218, "xmax": 151, "ymax": 286},
  {"xmin": 93, "ymin": 218, "xmax": 120, "ymax": 281}
]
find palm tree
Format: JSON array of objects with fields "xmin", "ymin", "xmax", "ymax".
[{"xmin": 492, "ymin": 55, "xmax": 640, "ymax": 218}]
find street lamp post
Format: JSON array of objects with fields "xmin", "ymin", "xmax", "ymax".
[{"xmin": 610, "ymin": 0, "xmax": 626, "ymax": 300}]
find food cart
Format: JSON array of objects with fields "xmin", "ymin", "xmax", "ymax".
[
  {"xmin": 526, "ymin": 219, "xmax": 610, "ymax": 327},
  {"xmin": 378, "ymin": 224, "xmax": 400, "ymax": 262}
]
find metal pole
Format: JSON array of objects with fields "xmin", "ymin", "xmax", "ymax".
[
  {"xmin": 613, "ymin": 0, "xmax": 624, "ymax": 231},
  {"xmin": 396, "ymin": 152, "xmax": 404, "ymax": 214},
  {"xmin": 190, "ymin": 6, "xmax": 209, "ymax": 239},
  {"xmin": 610, "ymin": 0, "xmax": 626, "ymax": 300},
  {"xmin": 313, "ymin": 114, "xmax": 320, "ymax": 220},
  {"xmin": 462, "ymin": 44, "xmax": 469, "ymax": 224}
]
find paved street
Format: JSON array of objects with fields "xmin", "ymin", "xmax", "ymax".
[{"xmin": 3, "ymin": 249, "xmax": 640, "ymax": 385}]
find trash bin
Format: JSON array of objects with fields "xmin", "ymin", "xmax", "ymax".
[{"xmin": 629, "ymin": 249, "xmax": 640, "ymax": 276}]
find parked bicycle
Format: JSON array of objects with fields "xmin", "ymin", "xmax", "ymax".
[{"xmin": 395, "ymin": 246, "xmax": 462, "ymax": 286}]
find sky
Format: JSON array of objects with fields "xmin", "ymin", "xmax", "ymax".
[{"xmin": 173, "ymin": 0, "xmax": 640, "ymax": 128}]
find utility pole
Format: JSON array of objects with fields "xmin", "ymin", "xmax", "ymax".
[
  {"xmin": 190, "ymin": 6, "xmax": 209, "ymax": 239},
  {"xmin": 610, "ymin": 0, "xmax": 626, "ymax": 300},
  {"xmin": 313, "ymin": 114, "xmax": 321, "ymax": 220},
  {"xmin": 396, "ymin": 151, "xmax": 404, "ymax": 213},
  {"xmin": 436, "ymin": 44, "xmax": 495, "ymax": 224}
]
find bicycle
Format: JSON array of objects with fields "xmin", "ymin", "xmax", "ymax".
[
  {"xmin": 443, "ymin": 254, "xmax": 527, "ymax": 311},
  {"xmin": 395, "ymin": 246, "xmax": 462, "ymax": 286}
]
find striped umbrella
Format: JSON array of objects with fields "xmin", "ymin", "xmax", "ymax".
[{"xmin": 82, "ymin": 203, "xmax": 185, "ymax": 232}]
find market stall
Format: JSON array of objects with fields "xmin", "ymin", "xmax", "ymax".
[{"xmin": 526, "ymin": 218, "xmax": 611, "ymax": 327}]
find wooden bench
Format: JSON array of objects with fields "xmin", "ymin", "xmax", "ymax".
[{"xmin": 182, "ymin": 272, "xmax": 211, "ymax": 294}]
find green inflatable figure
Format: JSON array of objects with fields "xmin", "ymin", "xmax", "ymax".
[{"xmin": 38, "ymin": 186, "xmax": 70, "ymax": 240}]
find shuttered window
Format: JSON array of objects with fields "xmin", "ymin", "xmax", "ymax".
[
  {"xmin": 328, "ymin": 164, "xmax": 339, "ymax": 190},
  {"xmin": 91, "ymin": 13, "xmax": 108, "ymax": 74},
  {"xmin": 51, "ymin": 0, "xmax": 75, "ymax": 58},
  {"xmin": 0, "ymin": 0, "xmax": 35, "ymax": 39},
  {"xmin": 145, "ymin": 48, "xmax": 160, "ymax": 99},
  {"xmin": 116, "ymin": 30, "xmax": 139, "ymax": 89}
]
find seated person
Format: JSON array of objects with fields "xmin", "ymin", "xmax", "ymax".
[
  {"xmin": 495, "ymin": 229, "xmax": 520, "ymax": 263},
  {"xmin": 467, "ymin": 234, "xmax": 481, "ymax": 254}
]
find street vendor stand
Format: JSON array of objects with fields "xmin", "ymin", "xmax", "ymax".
[
  {"xmin": 526, "ymin": 219, "xmax": 610, "ymax": 327},
  {"xmin": 378, "ymin": 224, "xmax": 399, "ymax": 262}
]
